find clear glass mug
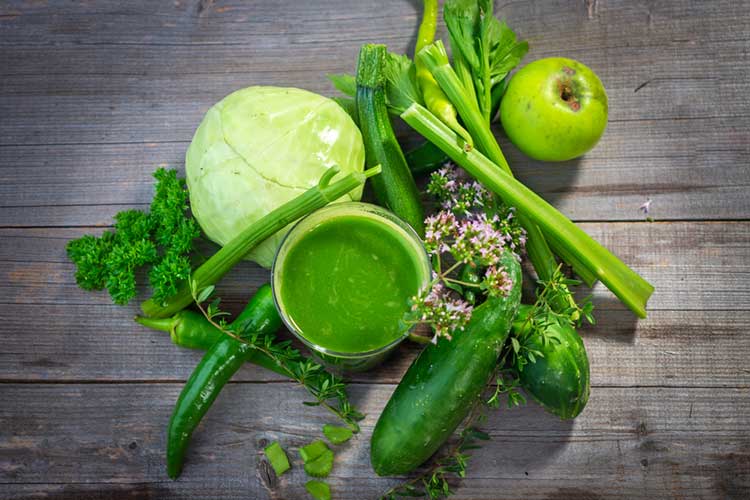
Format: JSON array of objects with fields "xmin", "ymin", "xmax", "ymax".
[{"xmin": 271, "ymin": 202, "xmax": 431, "ymax": 372}]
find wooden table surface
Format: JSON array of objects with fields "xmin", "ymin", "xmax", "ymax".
[{"xmin": 1, "ymin": 1, "xmax": 749, "ymax": 499}]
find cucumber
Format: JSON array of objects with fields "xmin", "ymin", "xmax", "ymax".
[
  {"xmin": 514, "ymin": 305, "xmax": 590, "ymax": 419},
  {"xmin": 370, "ymin": 251, "xmax": 521, "ymax": 476},
  {"xmin": 356, "ymin": 44, "xmax": 425, "ymax": 236}
]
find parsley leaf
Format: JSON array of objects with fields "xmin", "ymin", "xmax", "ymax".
[{"xmin": 66, "ymin": 168, "xmax": 200, "ymax": 305}]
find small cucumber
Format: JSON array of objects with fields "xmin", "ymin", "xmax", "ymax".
[
  {"xmin": 370, "ymin": 251, "xmax": 522, "ymax": 476},
  {"xmin": 514, "ymin": 305, "xmax": 590, "ymax": 419}
]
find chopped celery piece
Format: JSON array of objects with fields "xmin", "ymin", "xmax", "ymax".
[
  {"xmin": 263, "ymin": 442, "xmax": 290, "ymax": 476},
  {"xmin": 323, "ymin": 424, "xmax": 353, "ymax": 445},
  {"xmin": 305, "ymin": 480, "xmax": 331, "ymax": 500},
  {"xmin": 304, "ymin": 449, "xmax": 334, "ymax": 478},
  {"xmin": 299, "ymin": 440, "xmax": 329, "ymax": 463}
]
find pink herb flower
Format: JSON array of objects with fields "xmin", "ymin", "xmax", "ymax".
[
  {"xmin": 410, "ymin": 282, "xmax": 473, "ymax": 342},
  {"xmin": 424, "ymin": 211, "xmax": 459, "ymax": 256},
  {"xmin": 482, "ymin": 265, "xmax": 514, "ymax": 297}
]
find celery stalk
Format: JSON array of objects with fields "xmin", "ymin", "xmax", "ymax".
[
  {"xmin": 418, "ymin": 41, "xmax": 559, "ymax": 283},
  {"xmin": 418, "ymin": 40, "xmax": 594, "ymax": 285},
  {"xmin": 401, "ymin": 103, "xmax": 653, "ymax": 318},
  {"xmin": 140, "ymin": 166, "xmax": 381, "ymax": 318}
]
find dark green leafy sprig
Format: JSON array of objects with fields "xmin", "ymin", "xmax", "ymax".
[
  {"xmin": 503, "ymin": 266, "xmax": 595, "ymax": 372},
  {"xmin": 66, "ymin": 168, "xmax": 199, "ymax": 305},
  {"xmin": 191, "ymin": 282, "xmax": 365, "ymax": 432},
  {"xmin": 486, "ymin": 371, "xmax": 526, "ymax": 409}
]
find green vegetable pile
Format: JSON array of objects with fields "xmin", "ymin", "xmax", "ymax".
[{"xmin": 65, "ymin": 0, "xmax": 654, "ymax": 498}]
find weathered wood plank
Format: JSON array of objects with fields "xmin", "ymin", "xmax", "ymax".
[
  {"xmin": 0, "ymin": 222, "xmax": 748, "ymax": 387},
  {"xmin": 1, "ymin": 0, "xmax": 749, "ymax": 498},
  {"xmin": 1, "ymin": 0, "xmax": 747, "ymax": 55},
  {"xmin": 1, "ymin": 119, "xmax": 748, "ymax": 226},
  {"xmin": 2, "ymin": 40, "xmax": 748, "ymax": 125},
  {"xmin": 1, "ymin": 0, "xmax": 747, "ymax": 142},
  {"xmin": 1, "ymin": 384, "xmax": 748, "ymax": 499},
  {"xmin": 1, "ymin": 1, "xmax": 749, "ymax": 227},
  {"xmin": 1, "ymin": 302, "xmax": 748, "ymax": 390},
  {"xmin": 2, "ymin": 222, "xmax": 747, "ymax": 310}
]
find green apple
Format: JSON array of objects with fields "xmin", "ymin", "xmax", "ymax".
[{"xmin": 500, "ymin": 57, "xmax": 608, "ymax": 162}]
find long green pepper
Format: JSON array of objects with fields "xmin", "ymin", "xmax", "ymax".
[
  {"xmin": 165, "ymin": 284, "xmax": 283, "ymax": 479},
  {"xmin": 415, "ymin": 0, "xmax": 473, "ymax": 146},
  {"xmin": 134, "ymin": 309, "xmax": 287, "ymax": 376}
]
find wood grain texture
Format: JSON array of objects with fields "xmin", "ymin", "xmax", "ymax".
[
  {"xmin": 1, "ymin": 384, "xmax": 748, "ymax": 499},
  {"xmin": 1, "ymin": 0, "xmax": 749, "ymax": 498},
  {"xmin": 1, "ymin": 0, "xmax": 749, "ymax": 225},
  {"xmin": 3, "ymin": 222, "xmax": 748, "ymax": 311},
  {"xmin": 1, "ymin": 222, "xmax": 749, "ymax": 389}
]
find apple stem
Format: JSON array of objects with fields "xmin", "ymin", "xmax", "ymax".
[{"xmin": 558, "ymin": 80, "xmax": 581, "ymax": 111}]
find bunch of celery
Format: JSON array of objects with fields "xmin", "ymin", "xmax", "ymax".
[{"xmin": 330, "ymin": 0, "xmax": 653, "ymax": 317}]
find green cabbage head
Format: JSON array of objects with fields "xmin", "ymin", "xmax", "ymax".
[{"xmin": 185, "ymin": 86, "xmax": 365, "ymax": 268}]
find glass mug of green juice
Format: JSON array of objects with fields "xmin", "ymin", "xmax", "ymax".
[{"xmin": 271, "ymin": 202, "xmax": 432, "ymax": 372}]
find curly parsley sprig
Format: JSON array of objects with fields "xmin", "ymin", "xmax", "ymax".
[
  {"xmin": 66, "ymin": 168, "xmax": 199, "ymax": 305},
  {"xmin": 190, "ymin": 281, "xmax": 364, "ymax": 432}
]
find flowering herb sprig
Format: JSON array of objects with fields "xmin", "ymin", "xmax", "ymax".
[
  {"xmin": 404, "ymin": 163, "xmax": 525, "ymax": 343},
  {"xmin": 427, "ymin": 165, "xmax": 526, "ymax": 256}
]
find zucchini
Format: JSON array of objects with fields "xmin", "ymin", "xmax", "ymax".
[
  {"xmin": 356, "ymin": 44, "xmax": 425, "ymax": 236},
  {"xmin": 513, "ymin": 305, "xmax": 590, "ymax": 419},
  {"xmin": 370, "ymin": 251, "xmax": 522, "ymax": 476}
]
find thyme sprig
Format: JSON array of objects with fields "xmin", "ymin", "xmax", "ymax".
[
  {"xmin": 381, "ymin": 371, "xmax": 524, "ymax": 500},
  {"xmin": 190, "ymin": 281, "xmax": 365, "ymax": 432}
]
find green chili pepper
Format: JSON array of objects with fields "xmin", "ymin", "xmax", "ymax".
[
  {"xmin": 134, "ymin": 303, "xmax": 285, "ymax": 376},
  {"xmin": 415, "ymin": 0, "xmax": 473, "ymax": 147},
  {"xmin": 135, "ymin": 310, "xmax": 220, "ymax": 351},
  {"xmin": 165, "ymin": 284, "xmax": 283, "ymax": 479}
]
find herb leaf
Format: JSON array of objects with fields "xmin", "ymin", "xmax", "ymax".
[
  {"xmin": 383, "ymin": 52, "xmax": 422, "ymax": 113},
  {"xmin": 328, "ymin": 73, "xmax": 356, "ymax": 97},
  {"xmin": 66, "ymin": 168, "xmax": 199, "ymax": 305}
]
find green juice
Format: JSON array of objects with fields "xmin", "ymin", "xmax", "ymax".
[{"xmin": 273, "ymin": 203, "xmax": 430, "ymax": 367}]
